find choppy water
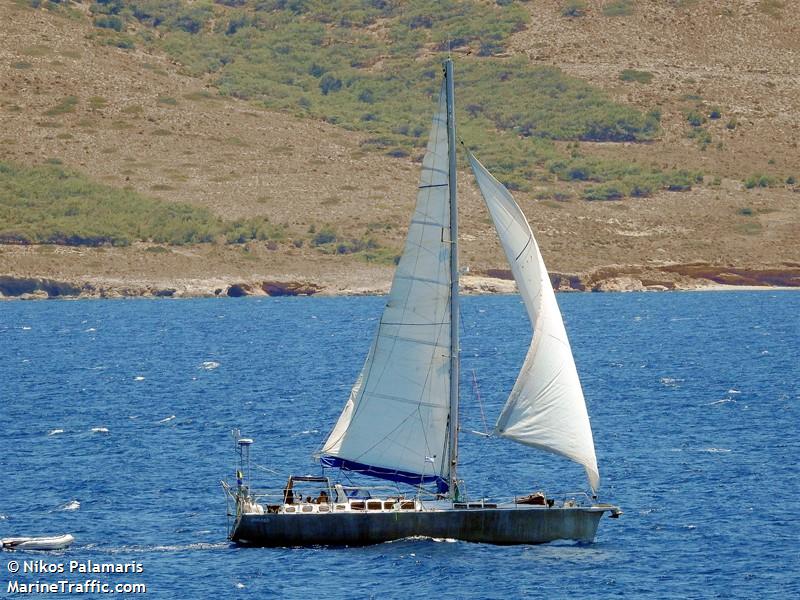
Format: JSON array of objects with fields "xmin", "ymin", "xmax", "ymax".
[{"xmin": 1, "ymin": 292, "xmax": 798, "ymax": 598}]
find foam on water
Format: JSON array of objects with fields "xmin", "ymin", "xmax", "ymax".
[
  {"xmin": 710, "ymin": 398, "xmax": 736, "ymax": 405},
  {"xmin": 93, "ymin": 542, "xmax": 230, "ymax": 554}
]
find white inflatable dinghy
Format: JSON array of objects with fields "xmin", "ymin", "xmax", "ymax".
[{"xmin": 1, "ymin": 534, "xmax": 75, "ymax": 551}]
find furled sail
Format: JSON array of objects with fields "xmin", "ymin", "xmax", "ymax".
[
  {"xmin": 318, "ymin": 82, "xmax": 453, "ymax": 492},
  {"xmin": 467, "ymin": 152, "xmax": 600, "ymax": 492}
]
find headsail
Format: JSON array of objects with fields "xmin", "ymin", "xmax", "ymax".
[
  {"xmin": 318, "ymin": 79, "xmax": 454, "ymax": 492},
  {"xmin": 467, "ymin": 152, "xmax": 600, "ymax": 492}
]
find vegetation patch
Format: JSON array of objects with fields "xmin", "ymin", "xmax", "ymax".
[
  {"xmin": 88, "ymin": 96, "xmax": 107, "ymax": 110},
  {"xmin": 67, "ymin": 0, "xmax": 667, "ymax": 196},
  {"xmin": 744, "ymin": 173, "xmax": 777, "ymax": 189},
  {"xmin": 13, "ymin": 0, "xmax": 699, "ymax": 203},
  {"xmin": 620, "ymin": 69, "xmax": 653, "ymax": 84},
  {"xmin": 547, "ymin": 156, "xmax": 702, "ymax": 199},
  {"xmin": 44, "ymin": 95, "xmax": 78, "ymax": 116},
  {"xmin": 0, "ymin": 162, "xmax": 284, "ymax": 246},
  {"xmin": 561, "ymin": 1, "xmax": 587, "ymax": 17},
  {"xmin": 603, "ymin": 0, "xmax": 633, "ymax": 17}
]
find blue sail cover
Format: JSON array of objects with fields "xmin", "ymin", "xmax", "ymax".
[{"xmin": 320, "ymin": 456, "xmax": 449, "ymax": 493}]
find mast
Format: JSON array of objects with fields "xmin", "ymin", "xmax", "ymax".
[{"xmin": 444, "ymin": 58, "xmax": 460, "ymax": 499}]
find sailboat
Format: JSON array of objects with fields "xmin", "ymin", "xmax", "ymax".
[{"xmin": 223, "ymin": 59, "xmax": 620, "ymax": 546}]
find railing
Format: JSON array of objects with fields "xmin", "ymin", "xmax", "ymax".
[{"xmin": 224, "ymin": 476, "xmax": 606, "ymax": 517}]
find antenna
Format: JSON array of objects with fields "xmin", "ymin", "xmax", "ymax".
[{"xmin": 235, "ymin": 434, "xmax": 253, "ymax": 490}]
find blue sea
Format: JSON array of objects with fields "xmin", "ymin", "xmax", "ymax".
[{"xmin": 1, "ymin": 292, "xmax": 798, "ymax": 598}]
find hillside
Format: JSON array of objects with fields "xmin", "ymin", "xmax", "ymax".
[{"xmin": 1, "ymin": 0, "xmax": 799, "ymax": 298}]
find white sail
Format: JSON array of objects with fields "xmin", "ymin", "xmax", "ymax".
[
  {"xmin": 468, "ymin": 152, "xmax": 600, "ymax": 492},
  {"xmin": 319, "ymin": 82, "xmax": 453, "ymax": 491}
]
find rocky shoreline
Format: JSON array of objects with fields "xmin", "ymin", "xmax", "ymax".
[{"xmin": 2, "ymin": 264, "xmax": 798, "ymax": 300}]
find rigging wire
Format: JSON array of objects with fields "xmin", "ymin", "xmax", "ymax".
[
  {"xmin": 470, "ymin": 368, "xmax": 490, "ymax": 437},
  {"xmin": 458, "ymin": 297, "xmax": 492, "ymax": 438}
]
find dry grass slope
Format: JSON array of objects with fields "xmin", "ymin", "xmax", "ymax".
[{"xmin": 0, "ymin": 0, "xmax": 798, "ymax": 295}]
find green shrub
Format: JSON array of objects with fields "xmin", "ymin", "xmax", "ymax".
[
  {"xmin": 94, "ymin": 15, "xmax": 124, "ymax": 31},
  {"xmin": 663, "ymin": 170, "xmax": 701, "ymax": 191},
  {"xmin": 744, "ymin": 174, "xmax": 775, "ymax": 189},
  {"xmin": 311, "ymin": 227, "xmax": 337, "ymax": 246},
  {"xmin": 603, "ymin": 0, "xmax": 633, "ymax": 17},
  {"xmin": 686, "ymin": 112, "xmax": 705, "ymax": 127},
  {"xmin": 584, "ymin": 184, "xmax": 624, "ymax": 201},
  {"xmin": 224, "ymin": 217, "xmax": 283, "ymax": 244},
  {"xmin": 111, "ymin": 37, "xmax": 135, "ymax": 49},
  {"xmin": 562, "ymin": 1, "xmax": 587, "ymax": 17},
  {"xmin": 319, "ymin": 74, "xmax": 342, "ymax": 95},
  {"xmin": 688, "ymin": 127, "xmax": 712, "ymax": 150},
  {"xmin": 620, "ymin": 69, "xmax": 653, "ymax": 84},
  {"xmin": 44, "ymin": 96, "xmax": 78, "ymax": 116}
]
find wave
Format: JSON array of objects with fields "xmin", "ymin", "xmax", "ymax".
[
  {"xmin": 57, "ymin": 500, "xmax": 80, "ymax": 512},
  {"xmin": 87, "ymin": 542, "xmax": 229, "ymax": 554},
  {"xmin": 200, "ymin": 361, "xmax": 220, "ymax": 371},
  {"xmin": 134, "ymin": 376, "xmax": 146, "ymax": 381},
  {"xmin": 91, "ymin": 427, "xmax": 109, "ymax": 434},
  {"xmin": 710, "ymin": 398, "xmax": 735, "ymax": 405},
  {"xmin": 158, "ymin": 415, "xmax": 176, "ymax": 424},
  {"xmin": 48, "ymin": 429, "xmax": 65, "ymax": 436}
]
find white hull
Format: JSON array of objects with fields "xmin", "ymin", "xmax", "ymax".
[{"xmin": 1, "ymin": 534, "xmax": 75, "ymax": 551}]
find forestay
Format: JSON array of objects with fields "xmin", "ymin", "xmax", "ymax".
[
  {"xmin": 318, "ymin": 82, "xmax": 453, "ymax": 492},
  {"xmin": 468, "ymin": 152, "xmax": 600, "ymax": 492}
]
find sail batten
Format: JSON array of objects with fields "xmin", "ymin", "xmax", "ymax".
[
  {"xmin": 467, "ymin": 152, "xmax": 600, "ymax": 492},
  {"xmin": 318, "ymin": 80, "xmax": 453, "ymax": 490}
]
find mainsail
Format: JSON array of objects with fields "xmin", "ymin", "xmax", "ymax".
[
  {"xmin": 319, "ymin": 81, "xmax": 454, "ymax": 492},
  {"xmin": 468, "ymin": 152, "xmax": 600, "ymax": 492}
]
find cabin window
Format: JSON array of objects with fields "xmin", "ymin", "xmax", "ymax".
[
  {"xmin": 383, "ymin": 501, "xmax": 394, "ymax": 510},
  {"xmin": 302, "ymin": 505, "xmax": 313, "ymax": 513},
  {"xmin": 318, "ymin": 505, "xmax": 330, "ymax": 512},
  {"xmin": 367, "ymin": 501, "xmax": 382, "ymax": 511},
  {"xmin": 335, "ymin": 504, "xmax": 347, "ymax": 511},
  {"xmin": 350, "ymin": 501, "xmax": 365, "ymax": 511},
  {"xmin": 400, "ymin": 501, "xmax": 415, "ymax": 510},
  {"xmin": 285, "ymin": 507, "xmax": 295, "ymax": 513}
]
